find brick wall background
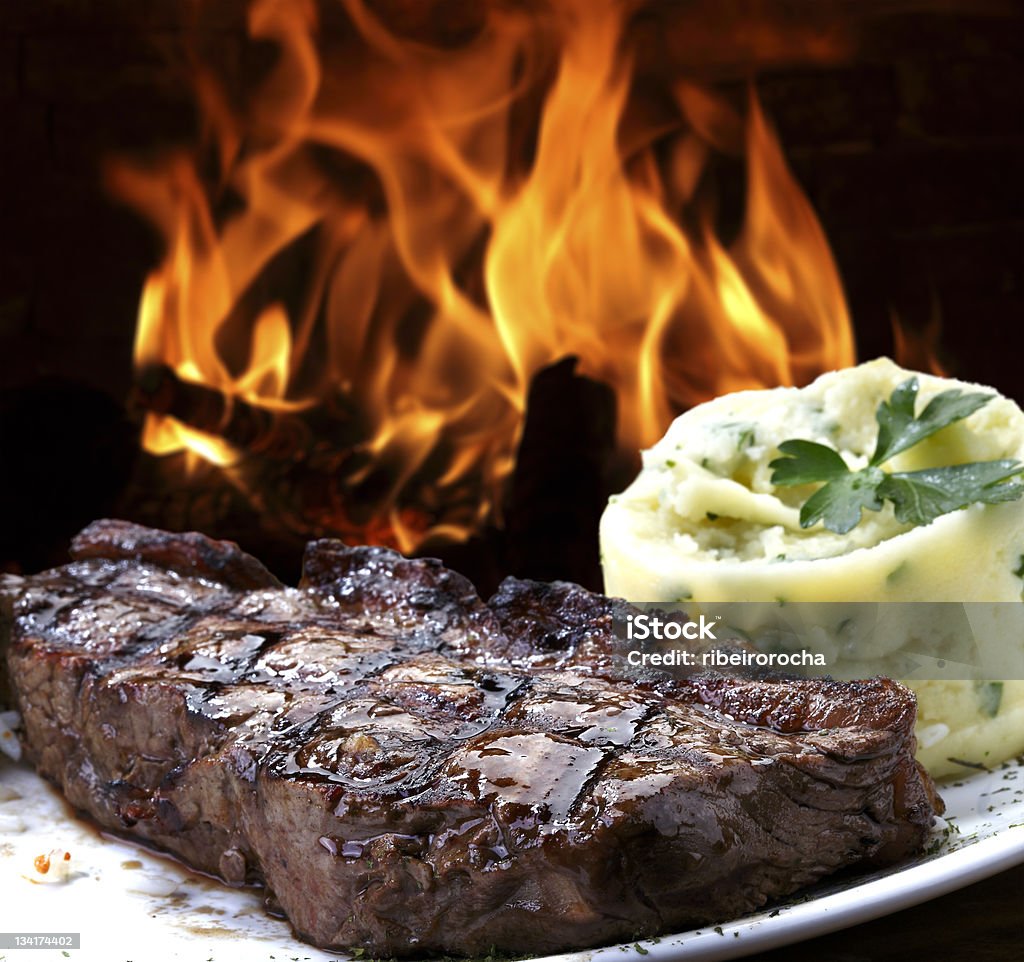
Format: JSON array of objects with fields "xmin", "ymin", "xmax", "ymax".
[{"xmin": 1, "ymin": 1, "xmax": 1022, "ymax": 576}]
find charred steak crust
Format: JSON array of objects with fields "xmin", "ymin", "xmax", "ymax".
[
  {"xmin": 4, "ymin": 521, "xmax": 940, "ymax": 957},
  {"xmin": 69, "ymin": 519, "xmax": 282, "ymax": 591},
  {"xmin": 0, "ymin": 573, "xmax": 22, "ymax": 707}
]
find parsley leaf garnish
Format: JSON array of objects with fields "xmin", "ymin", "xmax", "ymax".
[
  {"xmin": 879, "ymin": 461, "xmax": 1024, "ymax": 526},
  {"xmin": 769, "ymin": 377, "xmax": 1024, "ymax": 534},
  {"xmin": 799, "ymin": 465, "xmax": 885, "ymax": 533},
  {"xmin": 769, "ymin": 440, "xmax": 849, "ymax": 486},
  {"xmin": 872, "ymin": 378, "xmax": 993, "ymax": 464}
]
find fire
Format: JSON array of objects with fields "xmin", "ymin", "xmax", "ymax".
[
  {"xmin": 111, "ymin": 0, "xmax": 855, "ymax": 553},
  {"xmin": 892, "ymin": 307, "xmax": 950, "ymax": 378}
]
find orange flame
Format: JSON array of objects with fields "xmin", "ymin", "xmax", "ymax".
[
  {"xmin": 892, "ymin": 303, "xmax": 950, "ymax": 378},
  {"xmin": 112, "ymin": 0, "xmax": 855, "ymax": 552}
]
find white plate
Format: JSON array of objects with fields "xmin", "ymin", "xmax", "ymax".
[{"xmin": 1, "ymin": 755, "xmax": 1022, "ymax": 962}]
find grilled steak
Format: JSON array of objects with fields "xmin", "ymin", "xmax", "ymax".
[{"xmin": 3, "ymin": 520, "xmax": 940, "ymax": 957}]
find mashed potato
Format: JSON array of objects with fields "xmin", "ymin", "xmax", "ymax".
[{"xmin": 600, "ymin": 358, "xmax": 1024, "ymax": 778}]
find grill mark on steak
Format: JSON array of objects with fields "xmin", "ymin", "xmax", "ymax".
[{"xmin": 2, "ymin": 520, "xmax": 942, "ymax": 957}]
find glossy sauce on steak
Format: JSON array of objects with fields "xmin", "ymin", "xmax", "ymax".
[{"xmin": 1, "ymin": 521, "xmax": 940, "ymax": 957}]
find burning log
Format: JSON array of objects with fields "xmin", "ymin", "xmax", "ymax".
[
  {"xmin": 129, "ymin": 357, "xmax": 624, "ymax": 595},
  {"xmin": 130, "ymin": 363, "xmax": 493, "ymax": 576},
  {"xmin": 505, "ymin": 357, "xmax": 620, "ymax": 591},
  {"xmin": 131, "ymin": 363, "xmax": 366, "ymax": 460},
  {"xmin": 129, "ymin": 363, "xmax": 381, "ymax": 572}
]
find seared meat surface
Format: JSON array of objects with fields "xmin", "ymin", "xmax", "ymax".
[{"xmin": 3, "ymin": 521, "xmax": 940, "ymax": 956}]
